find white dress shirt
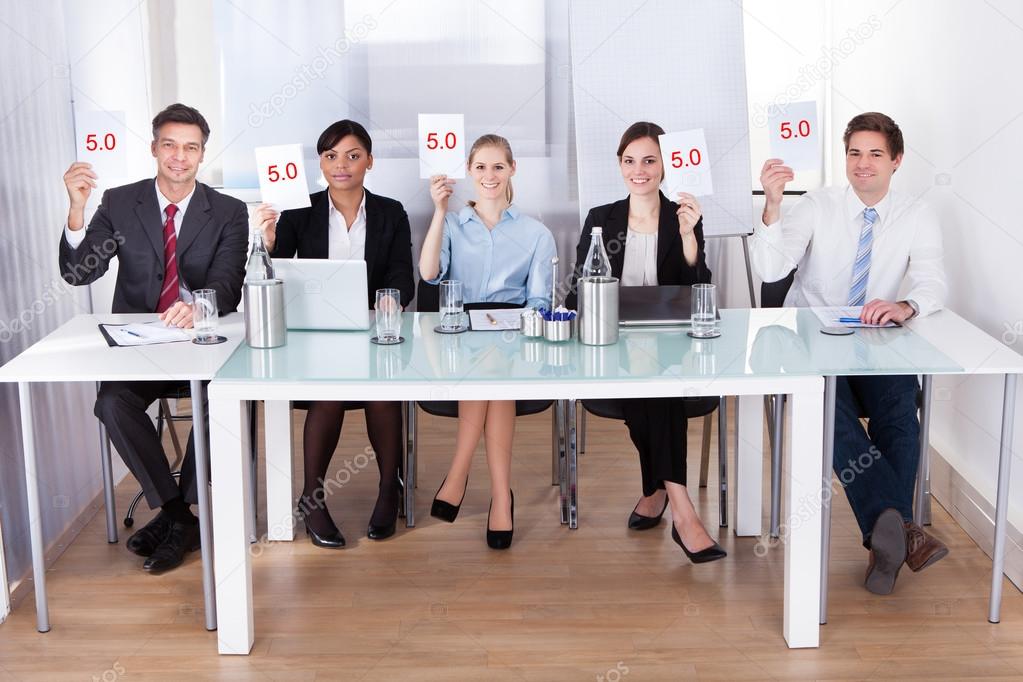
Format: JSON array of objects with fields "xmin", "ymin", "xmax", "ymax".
[
  {"xmin": 327, "ymin": 191, "xmax": 367, "ymax": 261},
  {"xmin": 65, "ymin": 179, "xmax": 196, "ymax": 302},
  {"xmin": 621, "ymin": 229, "xmax": 658, "ymax": 286},
  {"xmin": 749, "ymin": 185, "xmax": 946, "ymax": 317}
]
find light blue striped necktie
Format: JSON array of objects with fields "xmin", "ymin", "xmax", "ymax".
[{"xmin": 848, "ymin": 207, "xmax": 877, "ymax": 306}]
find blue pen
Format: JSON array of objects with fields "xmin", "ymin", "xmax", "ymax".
[
  {"xmin": 837, "ymin": 317, "xmax": 862, "ymax": 323},
  {"xmin": 124, "ymin": 329, "xmax": 143, "ymax": 338}
]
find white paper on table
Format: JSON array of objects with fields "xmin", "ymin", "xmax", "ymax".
[
  {"xmin": 254, "ymin": 143, "xmax": 312, "ymax": 211},
  {"xmin": 100, "ymin": 321, "xmax": 192, "ymax": 346},
  {"xmin": 768, "ymin": 100, "xmax": 820, "ymax": 171},
  {"xmin": 75, "ymin": 110, "xmax": 129, "ymax": 183},
  {"xmin": 658, "ymin": 128, "xmax": 714, "ymax": 197},
  {"xmin": 811, "ymin": 306, "xmax": 898, "ymax": 329},
  {"xmin": 468, "ymin": 309, "xmax": 521, "ymax": 331},
  {"xmin": 418, "ymin": 113, "xmax": 466, "ymax": 179}
]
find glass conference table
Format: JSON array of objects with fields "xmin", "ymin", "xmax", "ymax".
[{"xmin": 205, "ymin": 308, "xmax": 970, "ymax": 654}]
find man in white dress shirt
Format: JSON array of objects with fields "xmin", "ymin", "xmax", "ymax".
[{"xmin": 750, "ymin": 112, "xmax": 949, "ymax": 595}]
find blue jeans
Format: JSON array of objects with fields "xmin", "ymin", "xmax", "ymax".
[{"xmin": 833, "ymin": 375, "xmax": 920, "ymax": 545}]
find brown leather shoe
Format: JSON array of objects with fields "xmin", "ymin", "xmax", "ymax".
[
  {"xmin": 904, "ymin": 521, "xmax": 949, "ymax": 572},
  {"xmin": 864, "ymin": 509, "xmax": 907, "ymax": 595}
]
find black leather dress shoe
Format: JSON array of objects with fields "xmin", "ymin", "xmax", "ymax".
[
  {"xmin": 671, "ymin": 523, "xmax": 727, "ymax": 564},
  {"xmin": 298, "ymin": 495, "xmax": 346, "ymax": 549},
  {"xmin": 143, "ymin": 521, "xmax": 200, "ymax": 572},
  {"xmin": 126, "ymin": 511, "xmax": 173, "ymax": 557},
  {"xmin": 628, "ymin": 496, "xmax": 669, "ymax": 531}
]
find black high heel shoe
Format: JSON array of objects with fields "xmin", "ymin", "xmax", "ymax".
[
  {"xmin": 671, "ymin": 523, "xmax": 726, "ymax": 564},
  {"xmin": 298, "ymin": 495, "xmax": 346, "ymax": 549},
  {"xmin": 628, "ymin": 495, "xmax": 669, "ymax": 530},
  {"xmin": 431, "ymin": 476, "xmax": 468, "ymax": 523},
  {"xmin": 486, "ymin": 491, "xmax": 514, "ymax": 550},
  {"xmin": 368, "ymin": 477, "xmax": 401, "ymax": 541}
]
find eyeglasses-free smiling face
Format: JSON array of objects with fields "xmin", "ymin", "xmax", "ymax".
[
  {"xmin": 619, "ymin": 136, "xmax": 663, "ymax": 196},
  {"xmin": 151, "ymin": 122, "xmax": 205, "ymax": 188},
  {"xmin": 845, "ymin": 130, "xmax": 902, "ymax": 201},
  {"xmin": 468, "ymin": 145, "xmax": 515, "ymax": 202},
  {"xmin": 319, "ymin": 134, "xmax": 372, "ymax": 191}
]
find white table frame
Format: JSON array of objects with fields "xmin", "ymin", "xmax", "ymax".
[
  {"xmin": 0, "ymin": 313, "xmax": 245, "ymax": 634},
  {"xmin": 208, "ymin": 373, "xmax": 825, "ymax": 654}
]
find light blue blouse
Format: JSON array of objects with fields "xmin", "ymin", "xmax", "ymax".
[{"xmin": 429, "ymin": 204, "xmax": 556, "ymax": 309}]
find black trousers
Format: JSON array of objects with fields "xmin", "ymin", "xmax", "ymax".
[
  {"xmin": 94, "ymin": 380, "xmax": 202, "ymax": 508},
  {"xmin": 620, "ymin": 397, "xmax": 689, "ymax": 496}
]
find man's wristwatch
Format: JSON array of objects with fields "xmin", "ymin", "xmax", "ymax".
[{"xmin": 903, "ymin": 299, "xmax": 920, "ymax": 319}]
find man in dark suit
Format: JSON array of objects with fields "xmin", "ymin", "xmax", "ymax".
[{"xmin": 60, "ymin": 103, "xmax": 248, "ymax": 572}]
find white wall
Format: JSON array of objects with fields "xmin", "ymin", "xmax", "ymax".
[{"xmin": 829, "ymin": 0, "xmax": 1023, "ymax": 534}]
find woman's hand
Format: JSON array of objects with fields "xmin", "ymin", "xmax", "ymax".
[
  {"xmin": 429, "ymin": 174, "xmax": 455, "ymax": 213},
  {"xmin": 254, "ymin": 203, "xmax": 280, "ymax": 251},
  {"xmin": 676, "ymin": 192, "xmax": 702, "ymax": 237}
]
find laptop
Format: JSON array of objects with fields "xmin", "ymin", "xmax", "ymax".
[
  {"xmin": 618, "ymin": 285, "xmax": 695, "ymax": 327},
  {"xmin": 274, "ymin": 259, "xmax": 370, "ymax": 330}
]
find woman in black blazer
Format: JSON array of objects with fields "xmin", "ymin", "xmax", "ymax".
[
  {"xmin": 255, "ymin": 120, "xmax": 414, "ymax": 548},
  {"xmin": 566, "ymin": 122, "xmax": 724, "ymax": 563}
]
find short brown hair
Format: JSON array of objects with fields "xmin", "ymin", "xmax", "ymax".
[
  {"xmin": 843, "ymin": 112, "xmax": 903, "ymax": 159},
  {"xmin": 152, "ymin": 103, "xmax": 210, "ymax": 147}
]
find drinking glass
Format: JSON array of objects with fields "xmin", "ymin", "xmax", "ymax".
[
  {"xmin": 374, "ymin": 288, "xmax": 402, "ymax": 343},
  {"xmin": 192, "ymin": 289, "xmax": 220, "ymax": 344},
  {"xmin": 690, "ymin": 283, "xmax": 719, "ymax": 338},
  {"xmin": 439, "ymin": 280, "xmax": 465, "ymax": 331}
]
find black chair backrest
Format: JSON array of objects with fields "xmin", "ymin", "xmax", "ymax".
[
  {"xmin": 417, "ymin": 278, "xmax": 440, "ymax": 313},
  {"xmin": 760, "ymin": 269, "xmax": 796, "ymax": 309}
]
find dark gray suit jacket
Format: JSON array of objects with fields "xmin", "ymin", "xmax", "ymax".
[{"xmin": 58, "ymin": 178, "xmax": 249, "ymax": 314}]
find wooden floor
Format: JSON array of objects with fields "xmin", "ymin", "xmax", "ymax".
[{"xmin": 1, "ymin": 402, "xmax": 1022, "ymax": 681}]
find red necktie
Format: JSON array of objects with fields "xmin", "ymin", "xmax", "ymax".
[{"xmin": 156, "ymin": 204, "xmax": 180, "ymax": 313}]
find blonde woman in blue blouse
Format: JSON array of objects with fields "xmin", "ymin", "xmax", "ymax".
[{"xmin": 419, "ymin": 134, "xmax": 556, "ymax": 550}]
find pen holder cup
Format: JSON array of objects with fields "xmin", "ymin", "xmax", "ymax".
[
  {"xmin": 543, "ymin": 318, "xmax": 573, "ymax": 343},
  {"xmin": 520, "ymin": 310, "xmax": 544, "ymax": 338}
]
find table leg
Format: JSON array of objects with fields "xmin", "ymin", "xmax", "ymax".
[
  {"xmin": 820, "ymin": 376, "xmax": 836, "ymax": 626},
  {"xmin": 189, "ymin": 380, "xmax": 217, "ymax": 632},
  {"xmin": 18, "ymin": 382, "xmax": 49, "ymax": 633},
  {"xmin": 914, "ymin": 375, "xmax": 933, "ymax": 525},
  {"xmin": 264, "ymin": 400, "xmax": 294, "ymax": 541},
  {"xmin": 558, "ymin": 400, "xmax": 569, "ymax": 526},
  {"xmin": 989, "ymin": 373, "xmax": 1017, "ymax": 624},
  {"xmin": 784, "ymin": 381, "xmax": 825, "ymax": 648},
  {"xmin": 770, "ymin": 394, "xmax": 784, "ymax": 538},
  {"xmin": 735, "ymin": 395, "xmax": 764, "ymax": 536},
  {"xmin": 209, "ymin": 391, "xmax": 254, "ymax": 654},
  {"xmin": 97, "ymin": 420, "xmax": 118, "ymax": 544},
  {"xmin": 404, "ymin": 401, "xmax": 416, "ymax": 528},
  {"xmin": 567, "ymin": 399, "xmax": 578, "ymax": 529}
]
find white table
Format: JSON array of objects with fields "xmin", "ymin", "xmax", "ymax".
[
  {"xmin": 730, "ymin": 308, "xmax": 1021, "ymax": 625},
  {"xmin": 207, "ymin": 311, "xmax": 827, "ymax": 653},
  {"xmin": 0, "ymin": 313, "xmax": 244, "ymax": 633}
]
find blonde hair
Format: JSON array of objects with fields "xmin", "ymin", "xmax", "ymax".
[{"xmin": 466, "ymin": 134, "xmax": 514, "ymax": 207}]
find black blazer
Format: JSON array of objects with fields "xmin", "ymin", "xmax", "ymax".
[
  {"xmin": 565, "ymin": 191, "xmax": 711, "ymax": 308},
  {"xmin": 59, "ymin": 178, "xmax": 249, "ymax": 314},
  {"xmin": 269, "ymin": 189, "xmax": 415, "ymax": 308}
]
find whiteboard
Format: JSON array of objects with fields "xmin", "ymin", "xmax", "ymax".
[{"xmin": 569, "ymin": 0, "xmax": 753, "ymax": 237}]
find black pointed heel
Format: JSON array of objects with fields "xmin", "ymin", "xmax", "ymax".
[
  {"xmin": 671, "ymin": 523, "xmax": 726, "ymax": 564},
  {"xmin": 486, "ymin": 491, "xmax": 514, "ymax": 550},
  {"xmin": 431, "ymin": 476, "xmax": 468, "ymax": 523}
]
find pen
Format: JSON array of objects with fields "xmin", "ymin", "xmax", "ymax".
[
  {"xmin": 837, "ymin": 317, "xmax": 862, "ymax": 323},
  {"xmin": 486, "ymin": 313, "xmax": 497, "ymax": 325},
  {"xmin": 124, "ymin": 329, "xmax": 143, "ymax": 338}
]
